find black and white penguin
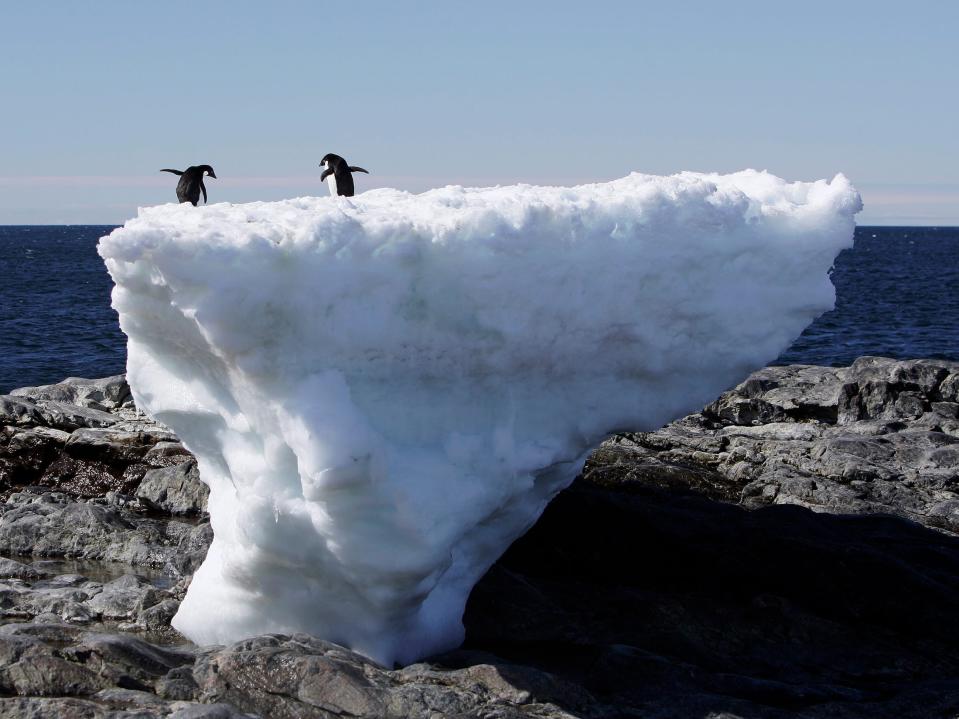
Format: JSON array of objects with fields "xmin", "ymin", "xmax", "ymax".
[
  {"xmin": 160, "ymin": 165, "xmax": 217, "ymax": 206},
  {"xmin": 319, "ymin": 154, "xmax": 369, "ymax": 197}
]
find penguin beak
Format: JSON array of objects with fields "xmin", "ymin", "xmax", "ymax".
[{"xmin": 208, "ymin": 170, "xmax": 217, "ymax": 179}]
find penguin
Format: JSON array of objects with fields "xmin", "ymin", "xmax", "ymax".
[
  {"xmin": 160, "ymin": 165, "xmax": 217, "ymax": 206},
  {"xmin": 319, "ymin": 153, "xmax": 369, "ymax": 197}
]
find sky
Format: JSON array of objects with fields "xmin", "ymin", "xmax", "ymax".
[{"xmin": 0, "ymin": 1, "xmax": 956, "ymax": 225}]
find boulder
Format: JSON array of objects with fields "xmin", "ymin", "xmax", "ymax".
[
  {"xmin": 136, "ymin": 461, "xmax": 209, "ymax": 516},
  {"xmin": 10, "ymin": 376, "xmax": 132, "ymax": 412}
]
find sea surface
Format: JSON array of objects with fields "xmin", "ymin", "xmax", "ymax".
[{"xmin": 0, "ymin": 225, "xmax": 957, "ymax": 394}]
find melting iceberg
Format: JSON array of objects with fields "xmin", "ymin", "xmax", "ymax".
[{"xmin": 99, "ymin": 171, "xmax": 861, "ymax": 665}]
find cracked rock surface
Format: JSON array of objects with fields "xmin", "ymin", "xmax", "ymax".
[{"xmin": 586, "ymin": 356, "xmax": 959, "ymax": 531}]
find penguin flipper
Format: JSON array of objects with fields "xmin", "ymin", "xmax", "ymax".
[
  {"xmin": 160, "ymin": 169, "xmax": 184, "ymax": 176},
  {"xmin": 349, "ymin": 166, "xmax": 369, "ymax": 174},
  {"xmin": 320, "ymin": 168, "xmax": 333, "ymax": 182},
  {"xmin": 200, "ymin": 180, "xmax": 207, "ymax": 204}
]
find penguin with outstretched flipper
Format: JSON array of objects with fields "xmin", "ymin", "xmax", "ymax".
[
  {"xmin": 319, "ymin": 154, "xmax": 369, "ymax": 197},
  {"xmin": 160, "ymin": 165, "xmax": 217, "ymax": 206}
]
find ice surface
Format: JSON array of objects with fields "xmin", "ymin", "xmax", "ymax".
[{"xmin": 98, "ymin": 171, "xmax": 861, "ymax": 665}]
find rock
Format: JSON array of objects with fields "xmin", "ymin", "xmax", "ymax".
[
  {"xmin": 64, "ymin": 428, "xmax": 176, "ymax": 463},
  {"xmin": 0, "ymin": 558, "xmax": 48, "ymax": 581},
  {"xmin": 0, "ymin": 697, "xmax": 114, "ymax": 718},
  {"xmin": 31, "ymin": 427, "xmax": 179, "ymax": 497},
  {"xmin": 156, "ymin": 664, "xmax": 200, "ymax": 701},
  {"xmin": 86, "ymin": 574, "xmax": 164, "ymax": 621},
  {"xmin": 588, "ymin": 357, "xmax": 959, "ymax": 529},
  {"xmin": 143, "ymin": 441, "xmax": 194, "ymax": 468},
  {"xmin": 0, "ymin": 375, "xmax": 189, "ymax": 501},
  {"xmin": 0, "ymin": 426, "xmax": 71, "ymax": 487},
  {"xmin": 32, "ymin": 401, "xmax": 118, "ymax": 432},
  {"xmin": 0, "ymin": 361, "xmax": 957, "ymax": 717},
  {"xmin": 0, "ymin": 397, "xmax": 44, "ymax": 427},
  {"xmin": 0, "ymin": 491, "xmax": 212, "ymax": 572},
  {"xmin": 10, "ymin": 376, "xmax": 132, "ymax": 412},
  {"xmin": 192, "ymin": 634, "xmax": 586, "ymax": 719},
  {"xmin": 168, "ymin": 703, "xmax": 253, "ymax": 719},
  {"xmin": 4, "ymin": 654, "xmax": 107, "ymax": 696},
  {"xmin": 137, "ymin": 598, "xmax": 180, "ymax": 632},
  {"xmin": 461, "ymin": 476, "xmax": 959, "ymax": 718},
  {"xmin": 137, "ymin": 461, "xmax": 209, "ymax": 516}
]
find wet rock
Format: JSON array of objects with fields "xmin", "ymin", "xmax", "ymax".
[
  {"xmin": 86, "ymin": 574, "xmax": 164, "ymax": 621},
  {"xmin": 0, "ymin": 558, "xmax": 48, "ymax": 581},
  {"xmin": 0, "ymin": 491, "xmax": 212, "ymax": 572},
  {"xmin": 137, "ymin": 461, "xmax": 209, "ymax": 516}
]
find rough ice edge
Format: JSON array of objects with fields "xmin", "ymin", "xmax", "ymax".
[{"xmin": 99, "ymin": 170, "xmax": 862, "ymax": 665}]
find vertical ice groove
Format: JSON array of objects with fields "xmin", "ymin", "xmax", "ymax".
[{"xmin": 99, "ymin": 170, "xmax": 861, "ymax": 666}]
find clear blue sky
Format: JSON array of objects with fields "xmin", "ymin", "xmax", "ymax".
[{"xmin": 1, "ymin": 1, "xmax": 956, "ymax": 224}]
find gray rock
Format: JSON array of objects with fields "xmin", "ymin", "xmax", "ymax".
[
  {"xmin": 589, "ymin": 357, "xmax": 959, "ymax": 530},
  {"xmin": 144, "ymin": 441, "xmax": 194, "ymax": 468},
  {"xmin": 0, "ymin": 491, "xmax": 211, "ymax": 572},
  {"xmin": 0, "ymin": 558, "xmax": 48, "ymax": 581},
  {"xmin": 3, "ymin": 653, "xmax": 107, "ymax": 696},
  {"xmin": 64, "ymin": 428, "xmax": 176, "ymax": 463},
  {"xmin": 137, "ymin": 598, "xmax": 181, "ymax": 633},
  {"xmin": 0, "ymin": 697, "xmax": 114, "ymax": 718},
  {"xmin": 10, "ymin": 375, "xmax": 132, "ymax": 412},
  {"xmin": 192, "ymin": 634, "xmax": 585, "ymax": 719},
  {"xmin": 86, "ymin": 574, "xmax": 164, "ymax": 620},
  {"xmin": 1, "ymin": 375, "xmax": 188, "ymax": 499},
  {"xmin": 168, "ymin": 703, "xmax": 254, "ymax": 719},
  {"xmin": 0, "ymin": 425, "xmax": 72, "ymax": 485},
  {"xmin": 0, "ymin": 397, "xmax": 44, "ymax": 427},
  {"xmin": 33, "ymin": 401, "xmax": 119, "ymax": 431},
  {"xmin": 137, "ymin": 461, "xmax": 209, "ymax": 516},
  {"xmin": 0, "ymin": 362, "xmax": 956, "ymax": 718}
]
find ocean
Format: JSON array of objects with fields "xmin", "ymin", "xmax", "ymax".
[{"xmin": 0, "ymin": 225, "xmax": 957, "ymax": 394}]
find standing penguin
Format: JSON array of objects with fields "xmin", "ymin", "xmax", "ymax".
[
  {"xmin": 160, "ymin": 165, "xmax": 217, "ymax": 206},
  {"xmin": 319, "ymin": 154, "xmax": 369, "ymax": 197}
]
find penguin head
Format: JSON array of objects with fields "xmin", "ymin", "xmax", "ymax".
[
  {"xmin": 198, "ymin": 165, "xmax": 217, "ymax": 179},
  {"xmin": 320, "ymin": 153, "xmax": 344, "ymax": 169}
]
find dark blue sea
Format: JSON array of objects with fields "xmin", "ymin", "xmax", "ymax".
[{"xmin": 0, "ymin": 225, "xmax": 958, "ymax": 394}]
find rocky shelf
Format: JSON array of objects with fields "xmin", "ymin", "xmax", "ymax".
[{"xmin": 0, "ymin": 358, "xmax": 957, "ymax": 718}]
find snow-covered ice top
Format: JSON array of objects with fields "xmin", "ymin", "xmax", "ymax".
[{"xmin": 99, "ymin": 171, "xmax": 861, "ymax": 665}]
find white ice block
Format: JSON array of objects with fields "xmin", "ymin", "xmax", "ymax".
[{"xmin": 99, "ymin": 171, "xmax": 861, "ymax": 665}]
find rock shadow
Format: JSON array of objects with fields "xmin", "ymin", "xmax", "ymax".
[{"xmin": 449, "ymin": 479, "xmax": 959, "ymax": 718}]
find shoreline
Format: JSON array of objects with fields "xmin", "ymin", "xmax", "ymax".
[{"xmin": 0, "ymin": 356, "xmax": 957, "ymax": 717}]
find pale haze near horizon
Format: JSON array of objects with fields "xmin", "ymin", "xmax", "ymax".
[{"xmin": 0, "ymin": 1, "xmax": 956, "ymax": 225}]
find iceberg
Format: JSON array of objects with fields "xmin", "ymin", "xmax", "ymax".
[{"xmin": 98, "ymin": 170, "xmax": 861, "ymax": 666}]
